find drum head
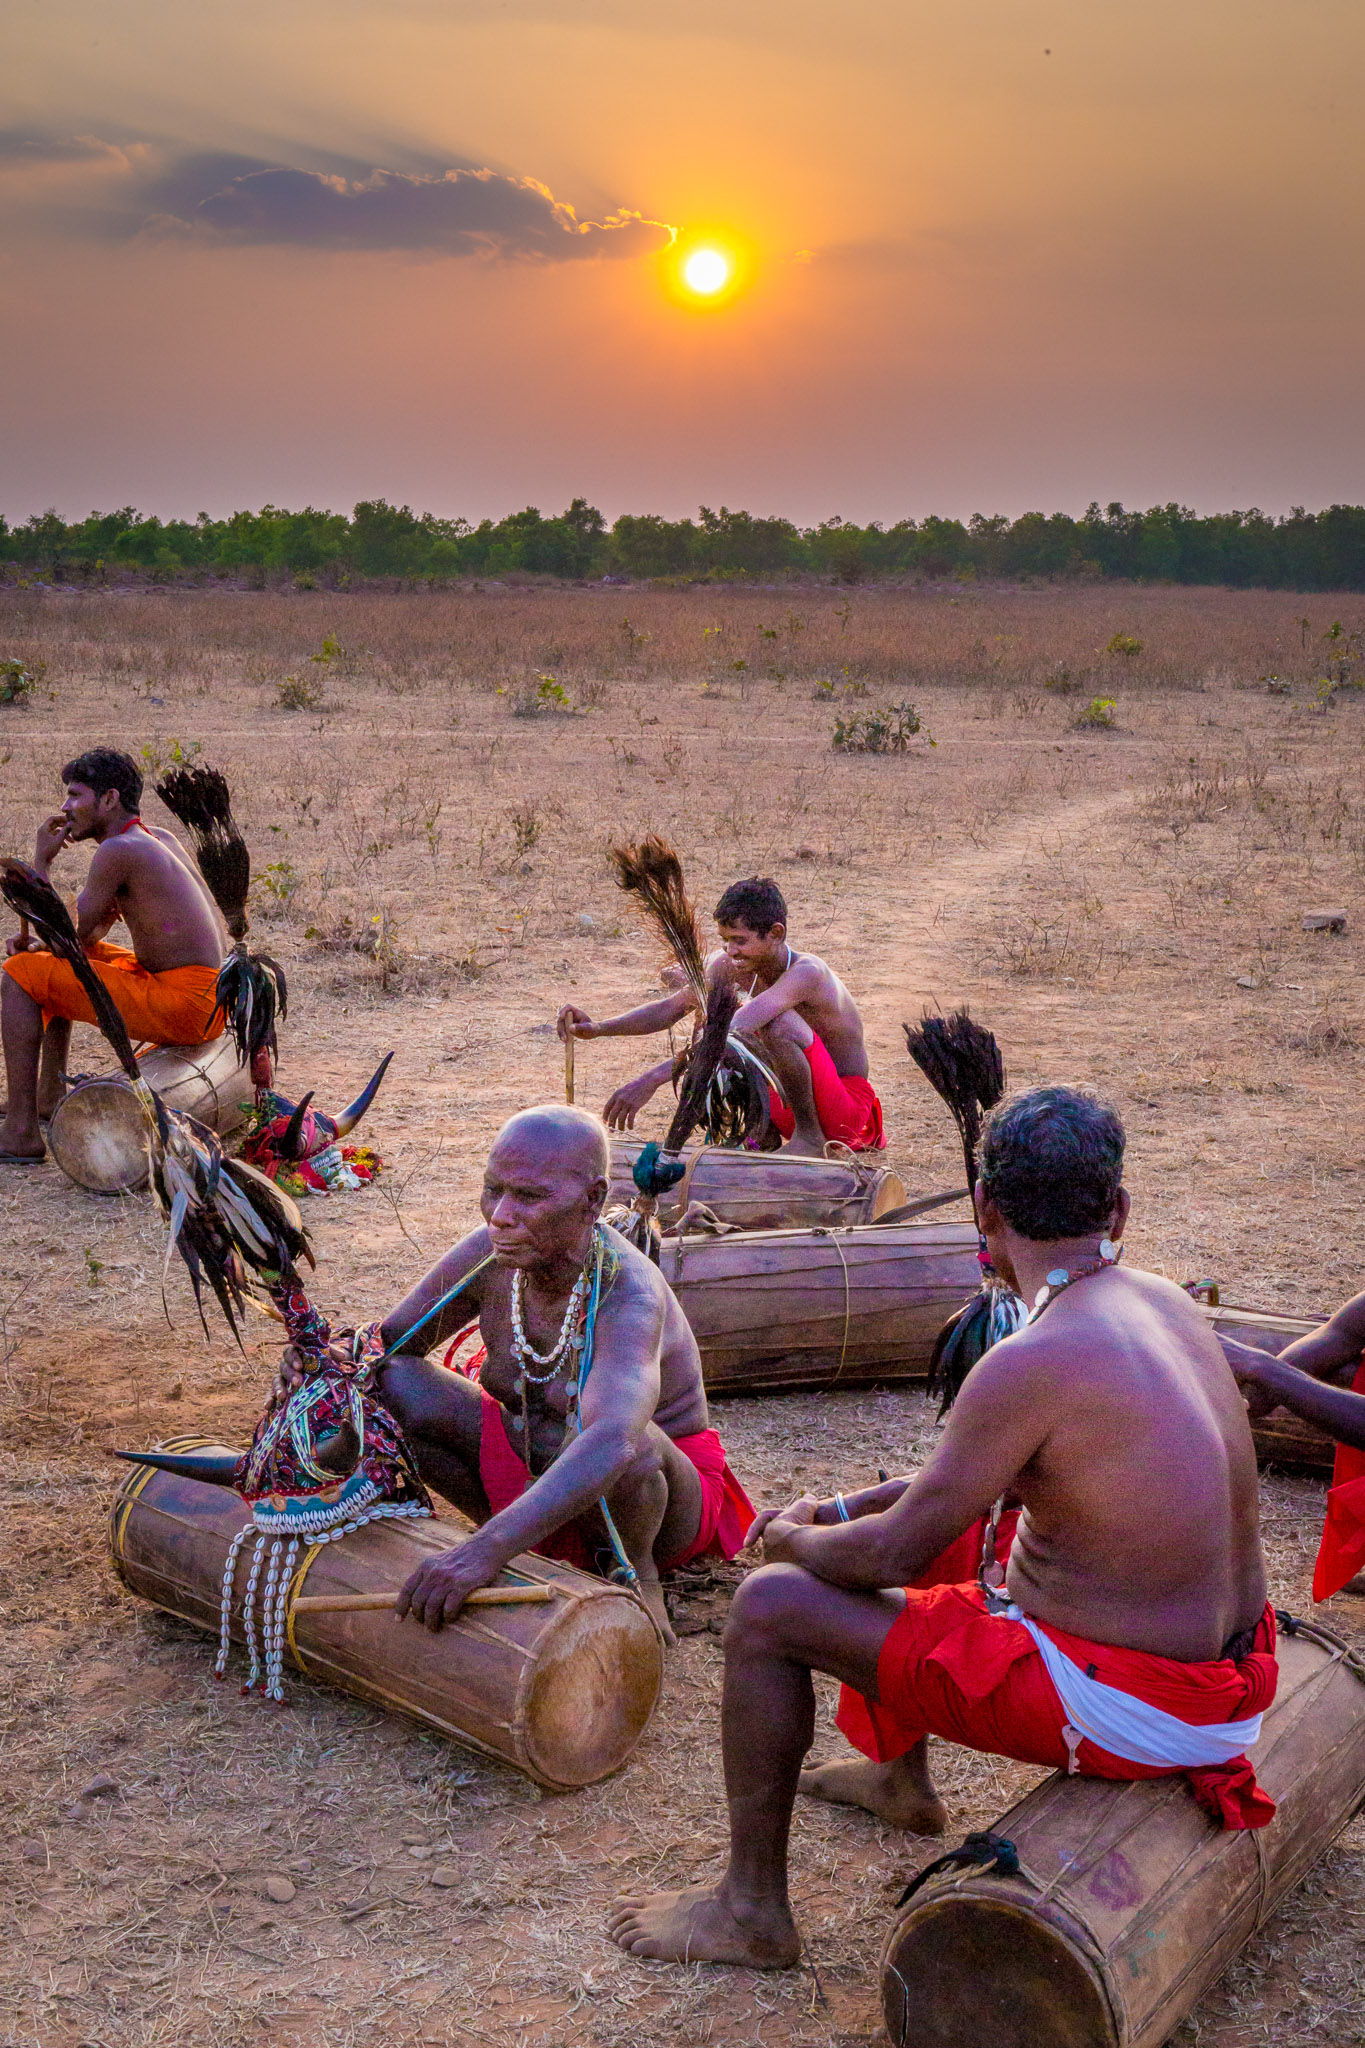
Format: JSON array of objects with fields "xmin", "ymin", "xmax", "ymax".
[
  {"xmin": 47, "ymin": 1079, "xmax": 150, "ymax": 1194},
  {"xmin": 882, "ymin": 1894, "xmax": 1118, "ymax": 2048},
  {"xmin": 522, "ymin": 1592, "xmax": 664, "ymax": 1787}
]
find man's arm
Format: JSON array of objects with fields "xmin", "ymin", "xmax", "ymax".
[
  {"xmin": 400, "ymin": 1265, "xmax": 667, "ymax": 1626},
  {"xmin": 558, "ymin": 990, "xmax": 694, "ymax": 1041},
  {"xmin": 379, "ymin": 1226, "xmax": 498, "ymax": 1357},
  {"xmin": 731, "ymin": 957, "xmax": 822, "ymax": 1035},
  {"xmin": 762, "ymin": 1337, "xmax": 1047, "ymax": 1588},
  {"xmin": 74, "ymin": 840, "xmax": 133, "ymax": 945},
  {"xmin": 602, "ymin": 1057, "xmax": 677, "ymax": 1132}
]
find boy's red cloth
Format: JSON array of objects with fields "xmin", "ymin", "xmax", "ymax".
[
  {"xmin": 835, "ymin": 1515, "xmax": 1278, "ymax": 1831},
  {"xmin": 474, "ymin": 1385, "xmax": 754, "ymax": 1574},
  {"xmin": 767, "ymin": 1032, "xmax": 885, "ymax": 1151},
  {"xmin": 1312, "ymin": 1359, "xmax": 1365, "ymax": 1602}
]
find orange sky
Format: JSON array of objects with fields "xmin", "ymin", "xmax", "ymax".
[{"xmin": 4, "ymin": 0, "xmax": 1364, "ymax": 525}]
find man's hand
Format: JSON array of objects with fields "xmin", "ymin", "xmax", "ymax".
[
  {"xmin": 34, "ymin": 814, "xmax": 70, "ymax": 872},
  {"xmin": 1229, "ymin": 1359, "xmax": 1283, "ymax": 1421},
  {"xmin": 5, "ymin": 929, "xmax": 34, "ymax": 956},
  {"xmin": 602, "ymin": 1072, "xmax": 660, "ymax": 1131},
  {"xmin": 274, "ymin": 1339, "xmax": 349, "ymax": 1403},
  {"xmin": 557, "ymin": 1004, "xmax": 598, "ymax": 1043},
  {"xmin": 746, "ymin": 1494, "xmax": 821, "ymax": 1559},
  {"xmin": 398, "ymin": 1540, "xmax": 506, "ymax": 1631}
]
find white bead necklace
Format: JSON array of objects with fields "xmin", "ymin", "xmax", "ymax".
[{"xmin": 507, "ymin": 1242, "xmax": 596, "ymax": 1472}]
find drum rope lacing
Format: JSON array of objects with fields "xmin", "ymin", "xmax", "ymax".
[{"xmin": 811, "ymin": 1228, "xmax": 853, "ymax": 1384}]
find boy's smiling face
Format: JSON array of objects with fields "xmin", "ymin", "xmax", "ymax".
[{"xmin": 717, "ymin": 918, "xmax": 787, "ymax": 975}]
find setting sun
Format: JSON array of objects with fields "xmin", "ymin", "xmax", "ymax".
[{"xmin": 683, "ymin": 248, "xmax": 730, "ymax": 296}]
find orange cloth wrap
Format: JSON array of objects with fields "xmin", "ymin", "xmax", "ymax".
[
  {"xmin": 768, "ymin": 1032, "xmax": 885, "ymax": 1151},
  {"xmin": 4, "ymin": 942, "xmax": 222, "ymax": 1046},
  {"xmin": 1312, "ymin": 1358, "xmax": 1365, "ymax": 1602}
]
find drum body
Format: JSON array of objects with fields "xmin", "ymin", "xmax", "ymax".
[
  {"xmin": 660, "ymin": 1219, "xmax": 982, "ymax": 1392},
  {"xmin": 881, "ymin": 1626, "xmax": 1365, "ymax": 2048},
  {"xmin": 49, "ymin": 1036, "xmax": 252, "ymax": 1194},
  {"xmin": 110, "ymin": 1450, "xmax": 663, "ymax": 1790},
  {"xmin": 1205, "ymin": 1305, "xmax": 1333, "ymax": 1475},
  {"xmin": 609, "ymin": 1140, "xmax": 905, "ymax": 1234}
]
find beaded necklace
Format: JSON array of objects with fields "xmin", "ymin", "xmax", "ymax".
[
  {"xmin": 508, "ymin": 1234, "xmax": 598, "ymax": 1471},
  {"xmin": 1024, "ymin": 1236, "xmax": 1121, "ymax": 1323}
]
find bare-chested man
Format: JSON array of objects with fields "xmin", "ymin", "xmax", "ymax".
[
  {"xmin": 609, "ymin": 1086, "xmax": 1275, "ymax": 1970},
  {"xmin": 558, "ymin": 876, "xmax": 884, "ymax": 1156},
  {"xmin": 288, "ymin": 1107, "xmax": 753, "ymax": 1641},
  {"xmin": 1219, "ymin": 1291, "xmax": 1365, "ymax": 1600},
  {"xmin": 2, "ymin": 747, "xmax": 227, "ymax": 1163}
]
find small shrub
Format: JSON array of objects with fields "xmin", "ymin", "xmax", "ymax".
[
  {"xmin": 1043, "ymin": 668, "xmax": 1077, "ymax": 695},
  {"xmin": 276, "ymin": 672, "xmax": 325, "ymax": 711},
  {"xmin": 139, "ymin": 736, "xmax": 202, "ymax": 773},
  {"xmin": 511, "ymin": 673, "xmax": 572, "ymax": 717},
  {"xmin": 259, "ymin": 859, "xmax": 302, "ymax": 907},
  {"xmin": 832, "ymin": 701, "xmax": 932, "ymax": 753},
  {"xmin": 508, "ymin": 802, "xmax": 542, "ymax": 857},
  {"xmin": 0, "ymin": 657, "xmax": 45, "ymax": 705},
  {"xmin": 1073, "ymin": 696, "xmax": 1117, "ymax": 730},
  {"xmin": 1106, "ymin": 632, "xmax": 1143, "ymax": 659}
]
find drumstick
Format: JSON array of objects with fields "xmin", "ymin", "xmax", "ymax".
[
  {"xmin": 292, "ymin": 1585, "xmax": 557, "ymax": 1614},
  {"xmin": 565, "ymin": 1028, "xmax": 575, "ymax": 1104}
]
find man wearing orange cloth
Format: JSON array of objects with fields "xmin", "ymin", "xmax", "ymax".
[
  {"xmin": 1219, "ymin": 1294, "xmax": 1365, "ymax": 1602},
  {"xmin": 1, "ymin": 748, "xmax": 226, "ymax": 1163},
  {"xmin": 559, "ymin": 876, "xmax": 884, "ymax": 1156},
  {"xmin": 608, "ymin": 1087, "xmax": 1277, "ymax": 1972}
]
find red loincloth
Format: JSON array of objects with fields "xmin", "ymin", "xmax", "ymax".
[
  {"xmin": 474, "ymin": 1385, "xmax": 755, "ymax": 1574},
  {"xmin": 767, "ymin": 1032, "xmax": 885, "ymax": 1151},
  {"xmin": 4, "ymin": 940, "xmax": 222, "ymax": 1044},
  {"xmin": 835, "ymin": 1523, "xmax": 1278, "ymax": 1831},
  {"xmin": 1313, "ymin": 1358, "xmax": 1365, "ymax": 1602}
]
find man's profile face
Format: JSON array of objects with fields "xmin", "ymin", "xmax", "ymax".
[
  {"xmin": 481, "ymin": 1134, "xmax": 602, "ymax": 1269},
  {"xmin": 60, "ymin": 780, "xmax": 112, "ymax": 841},
  {"xmin": 717, "ymin": 919, "xmax": 785, "ymax": 973}
]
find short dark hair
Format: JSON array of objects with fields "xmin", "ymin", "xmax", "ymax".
[
  {"xmin": 714, "ymin": 876, "xmax": 787, "ymax": 934},
  {"xmin": 979, "ymin": 1086, "xmax": 1125, "ymax": 1242},
  {"xmin": 61, "ymin": 747, "xmax": 143, "ymax": 814}
]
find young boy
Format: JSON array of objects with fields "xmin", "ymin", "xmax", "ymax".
[{"xmin": 557, "ymin": 877, "xmax": 884, "ymax": 1155}]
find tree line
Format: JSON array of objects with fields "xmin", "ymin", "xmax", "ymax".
[{"xmin": 6, "ymin": 496, "xmax": 1365, "ymax": 589}]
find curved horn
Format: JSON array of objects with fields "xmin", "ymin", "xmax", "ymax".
[
  {"xmin": 279, "ymin": 1091, "xmax": 315, "ymax": 1162},
  {"xmin": 331, "ymin": 1051, "xmax": 395, "ymax": 1138},
  {"xmin": 311, "ymin": 1417, "xmax": 361, "ymax": 1477},
  {"xmin": 113, "ymin": 1447, "xmax": 241, "ymax": 1486}
]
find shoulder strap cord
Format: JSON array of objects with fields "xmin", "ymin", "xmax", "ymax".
[
  {"xmin": 364, "ymin": 1252, "xmax": 498, "ymax": 1375},
  {"xmin": 575, "ymin": 1229, "xmax": 641, "ymax": 1591}
]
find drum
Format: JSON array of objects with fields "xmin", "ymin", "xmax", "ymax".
[
  {"xmin": 880, "ymin": 1620, "xmax": 1365, "ymax": 2048},
  {"xmin": 1205, "ymin": 1304, "xmax": 1334, "ymax": 1476},
  {"xmin": 660, "ymin": 1219, "xmax": 983, "ymax": 1392},
  {"xmin": 609, "ymin": 1139, "xmax": 907, "ymax": 1234},
  {"xmin": 109, "ymin": 1445, "xmax": 664, "ymax": 1790},
  {"xmin": 49, "ymin": 1035, "xmax": 253, "ymax": 1194}
]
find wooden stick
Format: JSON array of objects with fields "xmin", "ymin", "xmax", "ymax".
[
  {"xmin": 292, "ymin": 1585, "xmax": 556, "ymax": 1615},
  {"xmin": 564, "ymin": 1029, "xmax": 575, "ymax": 1104}
]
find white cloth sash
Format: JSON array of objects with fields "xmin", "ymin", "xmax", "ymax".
[{"xmin": 1006, "ymin": 1605, "xmax": 1264, "ymax": 1769}]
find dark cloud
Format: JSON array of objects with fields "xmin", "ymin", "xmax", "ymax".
[
  {"xmin": 173, "ymin": 164, "xmax": 671, "ymax": 260},
  {"xmin": 0, "ymin": 129, "xmax": 125, "ymax": 165}
]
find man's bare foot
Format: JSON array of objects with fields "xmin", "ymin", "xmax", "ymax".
[
  {"xmin": 781, "ymin": 1133, "xmax": 827, "ymax": 1158},
  {"xmin": 0, "ymin": 1115, "xmax": 45, "ymax": 1162},
  {"xmin": 635, "ymin": 1571, "xmax": 677, "ymax": 1648},
  {"xmin": 608, "ymin": 1882, "xmax": 800, "ymax": 1967},
  {"xmin": 798, "ymin": 1757, "xmax": 949, "ymax": 1834}
]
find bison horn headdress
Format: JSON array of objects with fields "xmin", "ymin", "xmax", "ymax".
[
  {"xmin": 0, "ymin": 856, "xmax": 427, "ymax": 1700},
  {"xmin": 603, "ymin": 835, "xmax": 782, "ymax": 1255}
]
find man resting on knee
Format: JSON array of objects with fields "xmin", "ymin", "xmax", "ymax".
[
  {"xmin": 282, "ymin": 1106, "xmax": 753, "ymax": 1641},
  {"xmin": 609, "ymin": 1085, "xmax": 1275, "ymax": 1969}
]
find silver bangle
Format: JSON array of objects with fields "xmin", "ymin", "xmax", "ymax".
[{"xmin": 834, "ymin": 1492, "xmax": 850, "ymax": 1523}]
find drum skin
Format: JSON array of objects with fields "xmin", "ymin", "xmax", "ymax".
[
  {"xmin": 608, "ymin": 1140, "xmax": 906, "ymax": 1234},
  {"xmin": 109, "ymin": 1447, "xmax": 664, "ymax": 1790},
  {"xmin": 49, "ymin": 1037, "xmax": 252, "ymax": 1194},
  {"xmin": 881, "ymin": 1626, "xmax": 1365, "ymax": 2048},
  {"xmin": 659, "ymin": 1219, "xmax": 982, "ymax": 1392}
]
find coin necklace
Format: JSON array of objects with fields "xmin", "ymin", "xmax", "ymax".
[{"xmin": 509, "ymin": 1250, "xmax": 592, "ymax": 1473}]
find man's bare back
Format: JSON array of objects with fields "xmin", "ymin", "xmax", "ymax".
[{"xmin": 76, "ymin": 824, "xmax": 225, "ymax": 972}]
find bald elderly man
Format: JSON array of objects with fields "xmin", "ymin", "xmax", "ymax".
[{"xmin": 281, "ymin": 1107, "xmax": 753, "ymax": 1640}]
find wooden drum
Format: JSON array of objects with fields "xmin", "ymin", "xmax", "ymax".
[
  {"xmin": 609, "ymin": 1139, "xmax": 906, "ymax": 1234},
  {"xmin": 881, "ymin": 1621, "xmax": 1365, "ymax": 2048},
  {"xmin": 109, "ymin": 1445, "xmax": 664, "ymax": 1790},
  {"xmin": 660, "ymin": 1219, "xmax": 982, "ymax": 1393},
  {"xmin": 49, "ymin": 1036, "xmax": 253, "ymax": 1195},
  {"xmin": 1204, "ymin": 1304, "xmax": 1334, "ymax": 1476}
]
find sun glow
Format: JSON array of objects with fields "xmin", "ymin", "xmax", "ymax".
[{"xmin": 683, "ymin": 248, "xmax": 730, "ymax": 296}]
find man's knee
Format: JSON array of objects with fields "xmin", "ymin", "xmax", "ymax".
[
  {"xmin": 764, "ymin": 1009, "xmax": 812, "ymax": 1050},
  {"xmin": 378, "ymin": 1355, "xmax": 466, "ymax": 1434},
  {"xmin": 618, "ymin": 1432, "xmax": 665, "ymax": 1491},
  {"xmin": 724, "ymin": 1562, "xmax": 818, "ymax": 1652}
]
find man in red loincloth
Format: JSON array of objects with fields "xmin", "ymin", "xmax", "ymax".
[
  {"xmin": 608, "ymin": 1086, "xmax": 1276, "ymax": 1971},
  {"xmin": 280, "ymin": 1105, "xmax": 752, "ymax": 1643},
  {"xmin": 1219, "ymin": 1293, "xmax": 1365, "ymax": 1601},
  {"xmin": 558, "ymin": 875, "xmax": 884, "ymax": 1155}
]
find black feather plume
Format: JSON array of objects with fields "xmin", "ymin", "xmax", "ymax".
[
  {"xmin": 155, "ymin": 765, "xmax": 252, "ymax": 939},
  {"xmin": 609, "ymin": 836, "xmax": 708, "ymax": 1003},
  {"xmin": 0, "ymin": 861, "xmax": 141, "ymax": 1079},
  {"xmin": 903, "ymin": 1010, "xmax": 1006, "ymax": 1194}
]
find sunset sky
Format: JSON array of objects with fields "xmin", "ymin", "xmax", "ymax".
[{"xmin": 4, "ymin": 0, "xmax": 1363, "ymax": 526}]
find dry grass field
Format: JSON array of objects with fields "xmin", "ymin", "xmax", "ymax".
[{"xmin": 1, "ymin": 576, "xmax": 1363, "ymax": 2048}]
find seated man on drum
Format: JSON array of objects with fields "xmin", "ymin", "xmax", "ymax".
[
  {"xmin": 557, "ymin": 876, "xmax": 884, "ymax": 1156},
  {"xmin": 1, "ymin": 747, "xmax": 226, "ymax": 1164},
  {"xmin": 280, "ymin": 1105, "xmax": 753, "ymax": 1642},
  {"xmin": 1219, "ymin": 1293, "xmax": 1365, "ymax": 1600},
  {"xmin": 608, "ymin": 1087, "xmax": 1276, "ymax": 1971}
]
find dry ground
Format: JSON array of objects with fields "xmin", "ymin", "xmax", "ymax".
[{"xmin": 1, "ymin": 577, "xmax": 1363, "ymax": 2048}]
